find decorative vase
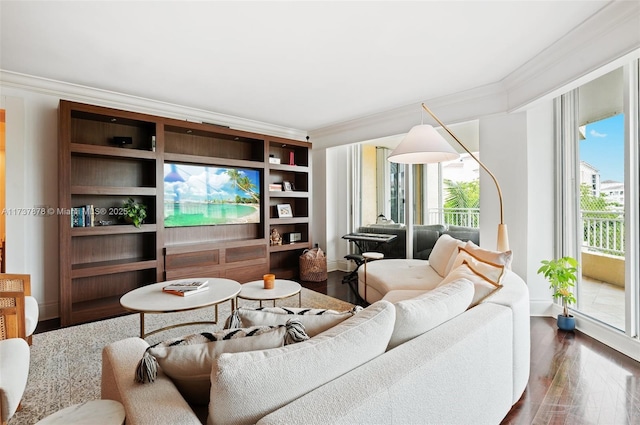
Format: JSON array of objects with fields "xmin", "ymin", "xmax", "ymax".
[{"xmin": 557, "ymin": 314, "xmax": 575, "ymax": 331}]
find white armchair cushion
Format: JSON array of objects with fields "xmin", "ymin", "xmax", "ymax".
[
  {"xmin": 0, "ymin": 337, "xmax": 30, "ymax": 424},
  {"xmin": 387, "ymin": 278, "xmax": 474, "ymax": 349},
  {"xmin": 24, "ymin": 295, "xmax": 39, "ymax": 336}
]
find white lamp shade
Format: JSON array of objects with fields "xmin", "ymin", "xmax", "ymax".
[{"xmin": 388, "ymin": 124, "xmax": 460, "ymax": 164}]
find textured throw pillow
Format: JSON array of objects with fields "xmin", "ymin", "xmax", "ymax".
[
  {"xmin": 387, "ymin": 278, "xmax": 474, "ymax": 349},
  {"xmin": 464, "ymin": 240, "xmax": 513, "ymax": 269},
  {"xmin": 438, "ymin": 263, "xmax": 503, "ymax": 307},
  {"xmin": 450, "ymin": 247, "xmax": 506, "ymax": 286},
  {"xmin": 135, "ymin": 321, "xmax": 308, "ymax": 405},
  {"xmin": 429, "ymin": 234, "xmax": 465, "ymax": 277},
  {"xmin": 225, "ymin": 306, "xmax": 363, "ymax": 337},
  {"xmin": 209, "ymin": 300, "xmax": 396, "ymax": 425}
]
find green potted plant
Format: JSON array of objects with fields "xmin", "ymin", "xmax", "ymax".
[
  {"xmin": 537, "ymin": 256, "xmax": 578, "ymax": 331},
  {"xmin": 123, "ymin": 198, "xmax": 147, "ymax": 228}
]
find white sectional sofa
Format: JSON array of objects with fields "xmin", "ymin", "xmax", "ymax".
[{"xmin": 101, "ymin": 236, "xmax": 529, "ymax": 425}]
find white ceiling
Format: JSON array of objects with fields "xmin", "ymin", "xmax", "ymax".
[{"xmin": 0, "ymin": 1, "xmax": 611, "ymax": 131}]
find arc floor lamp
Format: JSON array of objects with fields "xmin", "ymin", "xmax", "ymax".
[{"xmin": 388, "ymin": 103, "xmax": 510, "ymax": 252}]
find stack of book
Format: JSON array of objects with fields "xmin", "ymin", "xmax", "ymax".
[
  {"xmin": 71, "ymin": 204, "xmax": 95, "ymax": 227},
  {"xmin": 162, "ymin": 279, "xmax": 209, "ymax": 297}
]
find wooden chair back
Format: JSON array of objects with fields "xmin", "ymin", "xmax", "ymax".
[{"xmin": 0, "ymin": 274, "xmax": 30, "ymax": 342}]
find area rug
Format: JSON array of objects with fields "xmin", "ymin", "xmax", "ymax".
[{"xmin": 10, "ymin": 287, "xmax": 353, "ymax": 424}]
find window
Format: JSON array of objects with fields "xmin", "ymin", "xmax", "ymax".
[{"xmin": 356, "ymin": 121, "xmax": 480, "ymax": 259}]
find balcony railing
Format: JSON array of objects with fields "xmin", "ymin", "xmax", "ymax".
[
  {"xmin": 426, "ymin": 208, "xmax": 624, "ymax": 257},
  {"xmin": 427, "ymin": 208, "xmax": 479, "ymax": 228},
  {"xmin": 581, "ymin": 209, "xmax": 624, "ymax": 256}
]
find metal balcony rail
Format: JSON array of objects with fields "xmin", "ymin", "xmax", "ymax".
[
  {"xmin": 427, "ymin": 208, "xmax": 480, "ymax": 228},
  {"xmin": 581, "ymin": 210, "xmax": 624, "ymax": 256},
  {"xmin": 425, "ymin": 208, "xmax": 624, "ymax": 257}
]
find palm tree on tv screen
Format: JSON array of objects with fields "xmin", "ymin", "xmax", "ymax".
[{"xmin": 226, "ymin": 169, "xmax": 259, "ymax": 202}]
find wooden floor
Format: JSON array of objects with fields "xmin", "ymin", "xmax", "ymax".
[
  {"xmin": 37, "ymin": 270, "xmax": 640, "ymax": 424},
  {"xmin": 502, "ymin": 317, "xmax": 640, "ymax": 425}
]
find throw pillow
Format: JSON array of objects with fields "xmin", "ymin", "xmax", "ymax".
[
  {"xmin": 438, "ymin": 263, "xmax": 503, "ymax": 307},
  {"xmin": 225, "ymin": 306, "xmax": 363, "ymax": 337},
  {"xmin": 208, "ymin": 300, "xmax": 396, "ymax": 425},
  {"xmin": 135, "ymin": 321, "xmax": 309, "ymax": 406},
  {"xmin": 464, "ymin": 240, "xmax": 513, "ymax": 269},
  {"xmin": 429, "ymin": 234, "xmax": 465, "ymax": 277},
  {"xmin": 450, "ymin": 247, "xmax": 506, "ymax": 286},
  {"xmin": 387, "ymin": 278, "xmax": 474, "ymax": 349}
]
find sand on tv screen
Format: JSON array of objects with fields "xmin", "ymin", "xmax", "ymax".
[{"xmin": 164, "ymin": 163, "xmax": 261, "ymax": 227}]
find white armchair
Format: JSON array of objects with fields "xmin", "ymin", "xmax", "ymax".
[
  {"xmin": 0, "ymin": 274, "xmax": 39, "ymax": 345},
  {"xmin": 0, "ymin": 334, "xmax": 30, "ymax": 424}
]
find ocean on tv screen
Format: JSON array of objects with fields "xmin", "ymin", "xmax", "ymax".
[
  {"xmin": 164, "ymin": 202, "xmax": 259, "ymax": 227},
  {"xmin": 163, "ymin": 163, "xmax": 261, "ymax": 227}
]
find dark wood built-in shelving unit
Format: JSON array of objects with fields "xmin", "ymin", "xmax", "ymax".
[{"xmin": 59, "ymin": 100, "xmax": 312, "ymax": 326}]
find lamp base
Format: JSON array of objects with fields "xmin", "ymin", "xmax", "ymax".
[{"xmin": 497, "ymin": 224, "xmax": 509, "ymax": 252}]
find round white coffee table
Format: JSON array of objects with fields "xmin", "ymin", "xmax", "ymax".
[
  {"xmin": 120, "ymin": 278, "xmax": 241, "ymax": 338},
  {"xmin": 36, "ymin": 400, "xmax": 125, "ymax": 424},
  {"xmin": 237, "ymin": 279, "xmax": 302, "ymax": 307}
]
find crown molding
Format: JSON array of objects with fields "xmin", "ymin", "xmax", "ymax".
[
  {"xmin": 309, "ymin": 82, "xmax": 508, "ymax": 150},
  {"xmin": 504, "ymin": 0, "xmax": 640, "ymax": 112},
  {"xmin": 310, "ymin": 1, "xmax": 640, "ymax": 149},
  {"xmin": 0, "ymin": 70, "xmax": 307, "ymax": 141}
]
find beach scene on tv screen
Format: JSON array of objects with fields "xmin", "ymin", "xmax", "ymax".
[{"xmin": 164, "ymin": 163, "xmax": 260, "ymax": 227}]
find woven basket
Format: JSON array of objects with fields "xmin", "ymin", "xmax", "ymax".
[{"xmin": 299, "ymin": 255, "xmax": 327, "ymax": 282}]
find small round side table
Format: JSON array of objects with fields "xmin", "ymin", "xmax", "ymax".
[
  {"xmin": 237, "ymin": 279, "xmax": 302, "ymax": 307},
  {"xmin": 362, "ymin": 252, "xmax": 384, "ymax": 302},
  {"xmin": 36, "ymin": 400, "xmax": 125, "ymax": 425}
]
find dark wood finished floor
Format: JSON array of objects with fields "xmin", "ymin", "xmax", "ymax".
[
  {"xmin": 502, "ymin": 316, "xmax": 640, "ymax": 425},
  {"xmin": 37, "ymin": 271, "xmax": 640, "ymax": 423}
]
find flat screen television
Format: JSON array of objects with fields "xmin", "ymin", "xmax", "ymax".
[{"xmin": 164, "ymin": 163, "xmax": 261, "ymax": 227}]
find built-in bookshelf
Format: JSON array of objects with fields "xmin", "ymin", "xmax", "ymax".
[
  {"xmin": 266, "ymin": 138, "xmax": 312, "ymax": 279},
  {"xmin": 58, "ymin": 100, "xmax": 312, "ymax": 326}
]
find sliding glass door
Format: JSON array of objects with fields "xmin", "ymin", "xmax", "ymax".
[{"xmin": 557, "ymin": 62, "xmax": 639, "ymax": 337}]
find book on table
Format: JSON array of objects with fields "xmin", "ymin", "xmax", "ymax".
[
  {"xmin": 162, "ymin": 285, "xmax": 210, "ymax": 297},
  {"xmin": 162, "ymin": 279, "xmax": 209, "ymax": 291}
]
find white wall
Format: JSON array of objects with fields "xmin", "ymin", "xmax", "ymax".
[
  {"xmin": 1, "ymin": 90, "xmax": 59, "ymax": 319},
  {"xmin": 319, "ymin": 145, "xmax": 351, "ymax": 272},
  {"xmin": 476, "ymin": 108, "xmax": 555, "ymax": 312},
  {"xmin": 525, "ymin": 101, "xmax": 557, "ymax": 314}
]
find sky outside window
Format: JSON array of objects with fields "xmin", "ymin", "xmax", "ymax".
[{"xmin": 580, "ymin": 114, "xmax": 624, "ymax": 182}]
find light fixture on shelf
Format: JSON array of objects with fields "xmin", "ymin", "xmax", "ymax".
[{"xmin": 388, "ymin": 103, "xmax": 509, "ymax": 252}]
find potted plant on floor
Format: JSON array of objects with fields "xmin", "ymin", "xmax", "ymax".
[
  {"xmin": 537, "ymin": 256, "xmax": 578, "ymax": 331},
  {"xmin": 123, "ymin": 198, "xmax": 147, "ymax": 228}
]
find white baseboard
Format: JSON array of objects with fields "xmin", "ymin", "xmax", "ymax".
[
  {"xmin": 330, "ymin": 259, "xmax": 354, "ymax": 273},
  {"xmin": 39, "ymin": 301, "xmax": 59, "ymax": 322},
  {"xmin": 573, "ymin": 311, "xmax": 640, "ymax": 362},
  {"xmin": 530, "ymin": 300, "xmax": 555, "ymax": 316}
]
